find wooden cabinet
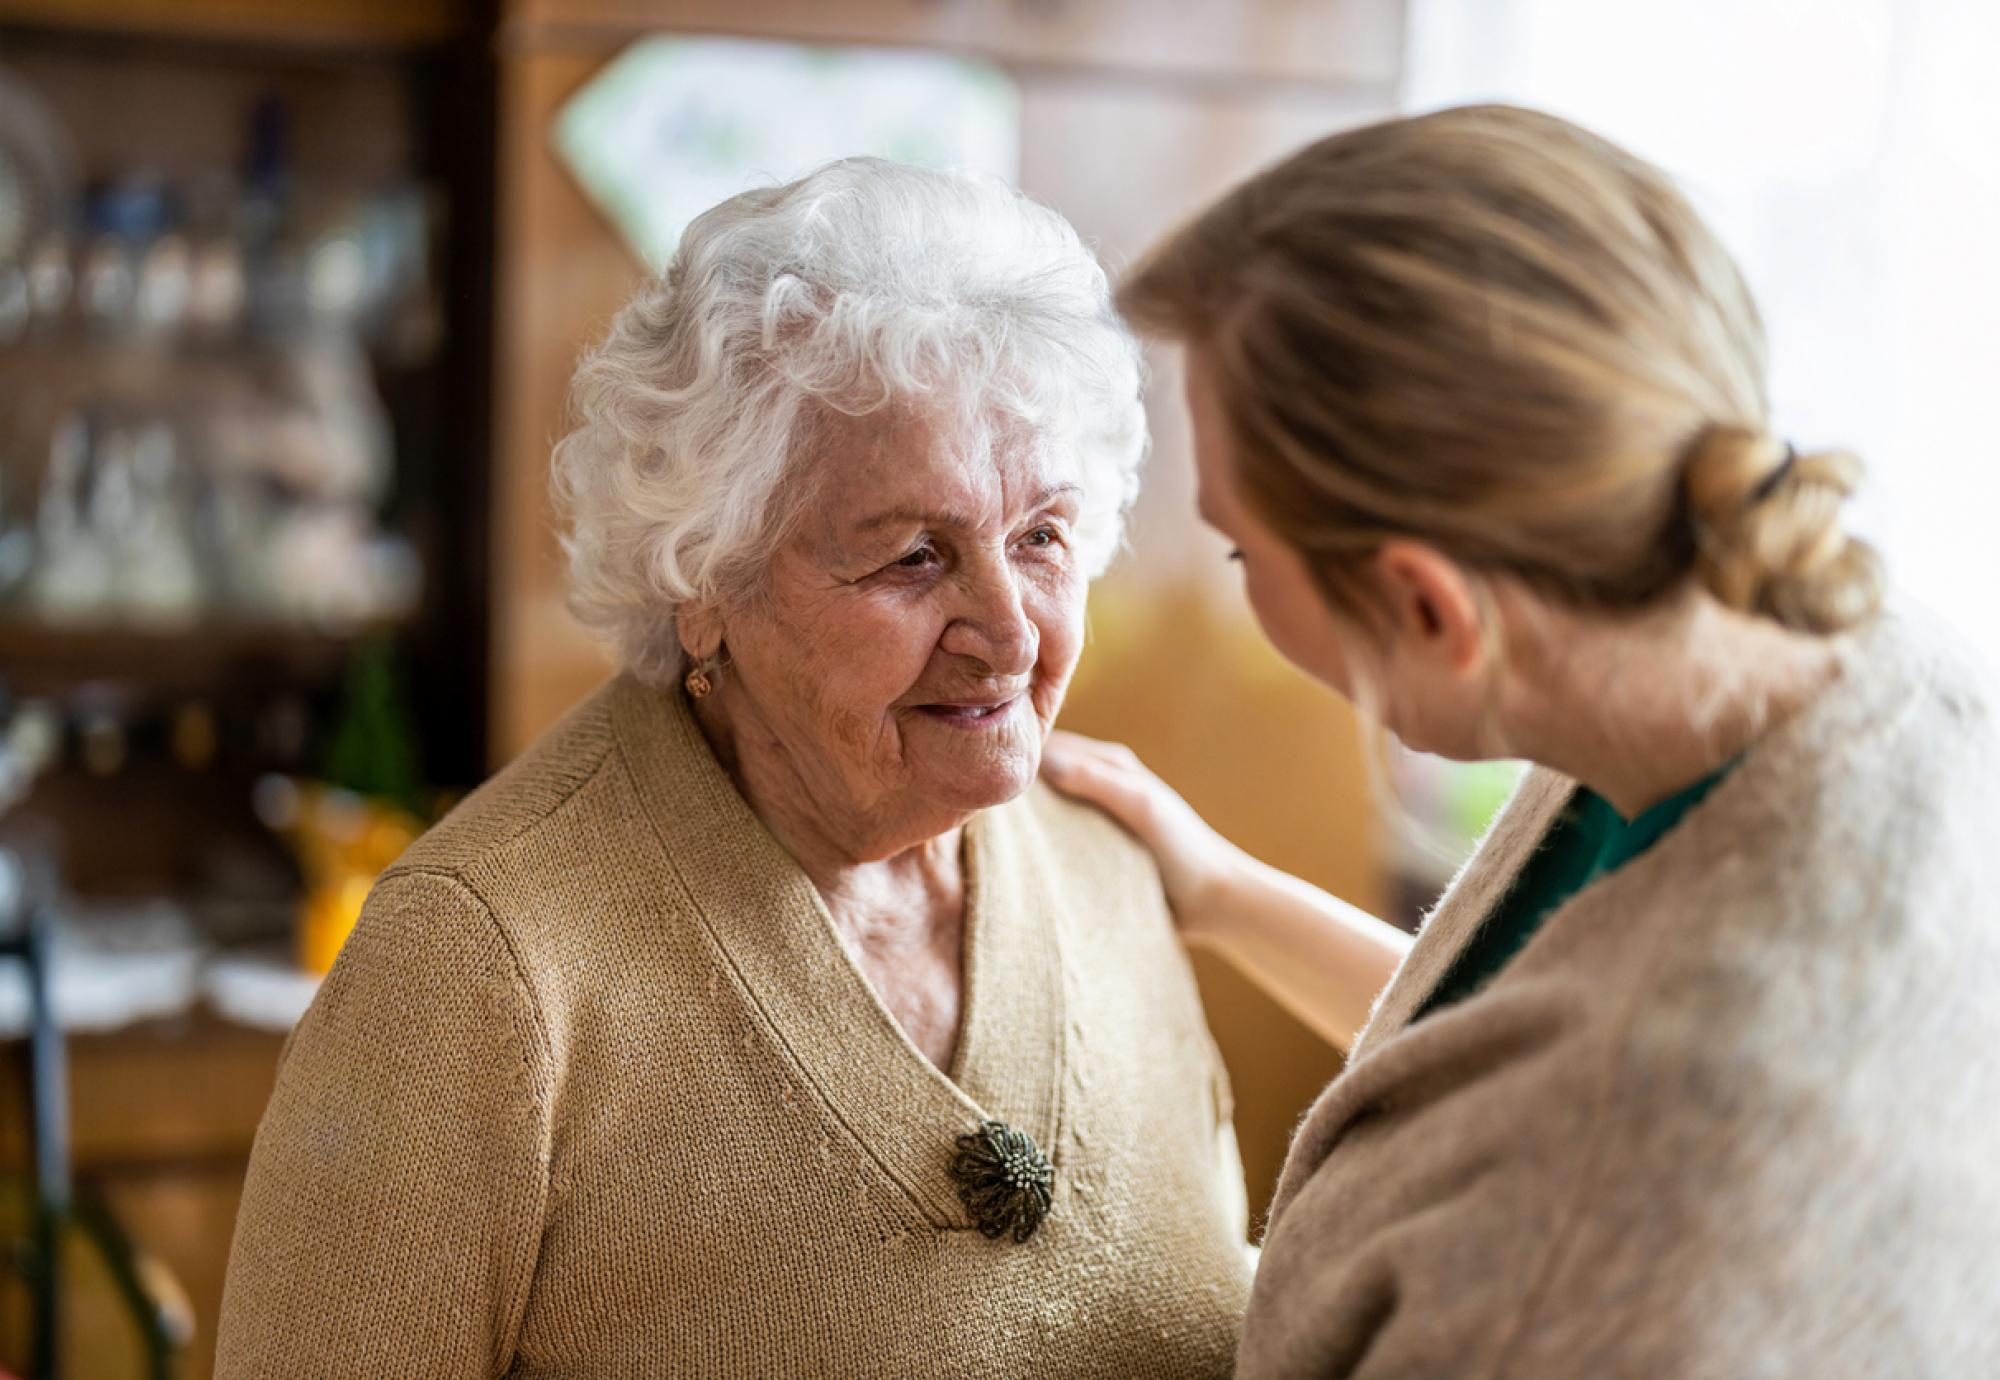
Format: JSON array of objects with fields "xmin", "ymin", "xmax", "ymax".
[
  {"xmin": 0, "ymin": 6, "xmax": 487, "ymax": 1374},
  {"xmin": 489, "ymin": 48, "xmax": 641, "ymax": 770},
  {"xmin": 0, "ymin": 0, "xmax": 467, "ymax": 48}
]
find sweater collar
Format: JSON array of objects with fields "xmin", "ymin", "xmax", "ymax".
[{"xmin": 604, "ymin": 673, "xmax": 1070, "ymax": 1232}]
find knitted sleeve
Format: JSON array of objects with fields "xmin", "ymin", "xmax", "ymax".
[
  {"xmin": 1237, "ymin": 985, "xmax": 1619, "ymax": 1379},
  {"xmin": 215, "ymin": 868, "xmax": 552, "ymax": 1379}
]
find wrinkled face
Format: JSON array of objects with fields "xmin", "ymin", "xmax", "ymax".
[{"xmin": 714, "ymin": 407, "xmax": 1088, "ymax": 848}]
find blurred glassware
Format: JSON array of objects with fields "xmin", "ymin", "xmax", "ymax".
[
  {"xmin": 0, "ymin": 66, "xmax": 73, "ymax": 270},
  {"xmin": 0, "ymin": 260, "xmax": 25, "ymax": 343},
  {"xmin": 0, "ymin": 85, "xmax": 436, "ymax": 638},
  {"xmin": 0, "ymin": 67, "xmax": 73, "ymax": 358},
  {"xmin": 77, "ymin": 177, "xmax": 171, "ymax": 335},
  {"xmin": 186, "ymin": 233, "xmax": 246, "ymax": 340},
  {"xmin": 0, "ymin": 444, "xmax": 31, "ymax": 601},
  {"xmin": 29, "ymin": 413, "xmax": 115, "ymax": 620},
  {"xmin": 132, "ymin": 232, "xmax": 192, "ymax": 340},
  {"xmin": 24, "ymin": 229, "xmax": 72, "ymax": 330},
  {"xmin": 78, "ymin": 231, "xmax": 134, "ymax": 333},
  {"xmin": 120, "ymin": 422, "xmax": 202, "ymax": 626}
]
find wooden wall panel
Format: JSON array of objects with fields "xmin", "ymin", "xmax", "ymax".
[
  {"xmin": 490, "ymin": 49, "xmax": 633, "ymax": 760},
  {"xmin": 500, "ymin": 0, "xmax": 1404, "ymax": 91}
]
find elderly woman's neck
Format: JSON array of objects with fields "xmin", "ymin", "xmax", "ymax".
[
  {"xmin": 690, "ymin": 685, "xmax": 971, "ymax": 1071},
  {"xmin": 691, "ymin": 689, "xmax": 969, "ymax": 902}
]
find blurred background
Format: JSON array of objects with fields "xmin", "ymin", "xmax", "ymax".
[{"xmin": 0, "ymin": 0, "xmax": 1990, "ymax": 1375}]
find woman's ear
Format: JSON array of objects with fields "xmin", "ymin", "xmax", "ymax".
[{"xmin": 1369, "ymin": 540, "xmax": 1488, "ymax": 679}]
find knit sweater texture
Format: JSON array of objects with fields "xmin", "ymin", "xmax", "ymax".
[
  {"xmin": 1239, "ymin": 607, "xmax": 2000, "ymax": 1379},
  {"xmin": 216, "ymin": 674, "xmax": 1251, "ymax": 1378}
]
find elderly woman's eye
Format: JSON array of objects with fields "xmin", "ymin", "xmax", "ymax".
[
  {"xmin": 892, "ymin": 544, "xmax": 938, "ymax": 570},
  {"xmin": 1021, "ymin": 526, "xmax": 1061, "ymax": 549}
]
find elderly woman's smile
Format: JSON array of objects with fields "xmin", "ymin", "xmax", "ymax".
[{"xmin": 683, "ymin": 404, "xmax": 1088, "ymax": 857}]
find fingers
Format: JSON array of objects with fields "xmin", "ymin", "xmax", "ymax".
[
  {"xmin": 1039, "ymin": 739, "xmax": 1126, "ymax": 800},
  {"xmin": 1040, "ymin": 736, "xmax": 1163, "ymax": 838},
  {"xmin": 1045, "ymin": 730, "xmax": 1150, "ymax": 777}
]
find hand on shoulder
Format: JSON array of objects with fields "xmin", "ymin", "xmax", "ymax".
[{"xmin": 1039, "ymin": 731, "xmax": 1244, "ymax": 942}]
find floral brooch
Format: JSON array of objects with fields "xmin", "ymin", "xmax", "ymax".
[{"xmin": 949, "ymin": 1119, "xmax": 1054, "ymax": 1244}]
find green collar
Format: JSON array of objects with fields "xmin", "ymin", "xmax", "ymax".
[{"xmin": 1576, "ymin": 764, "xmax": 1733, "ymax": 883}]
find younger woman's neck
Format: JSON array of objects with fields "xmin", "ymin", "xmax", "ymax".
[{"xmin": 1498, "ymin": 595, "xmax": 1844, "ymax": 819}]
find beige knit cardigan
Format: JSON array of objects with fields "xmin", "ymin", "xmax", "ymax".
[
  {"xmin": 216, "ymin": 675, "xmax": 1251, "ymax": 1379},
  {"xmin": 1240, "ymin": 608, "xmax": 2000, "ymax": 1379}
]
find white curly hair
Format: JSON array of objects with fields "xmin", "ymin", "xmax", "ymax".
[{"xmin": 550, "ymin": 157, "xmax": 1148, "ymax": 686}]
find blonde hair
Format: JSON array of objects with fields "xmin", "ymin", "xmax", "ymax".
[{"xmin": 1120, "ymin": 104, "xmax": 1882, "ymax": 637}]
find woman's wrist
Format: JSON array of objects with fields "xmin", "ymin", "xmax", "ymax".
[{"xmin": 1173, "ymin": 841, "xmax": 1257, "ymax": 945}]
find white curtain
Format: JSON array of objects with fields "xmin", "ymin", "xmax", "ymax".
[{"xmin": 1406, "ymin": 0, "xmax": 2000, "ymax": 659}]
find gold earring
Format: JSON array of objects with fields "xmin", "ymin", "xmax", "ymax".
[{"xmin": 684, "ymin": 665, "xmax": 713, "ymax": 699}]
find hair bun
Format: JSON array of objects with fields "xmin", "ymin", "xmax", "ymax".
[{"xmin": 1681, "ymin": 425, "xmax": 1883, "ymax": 634}]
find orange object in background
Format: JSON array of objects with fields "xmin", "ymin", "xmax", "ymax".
[
  {"xmin": 296, "ymin": 870, "xmax": 377, "ymax": 976},
  {"xmin": 255, "ymin": 777, "xmax": 420, "ymax": 975}
]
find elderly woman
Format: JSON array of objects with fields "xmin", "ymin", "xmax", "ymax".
[{"xmin": 215, "ymin": 160, "xmax": 1250, "ymax": 1378}]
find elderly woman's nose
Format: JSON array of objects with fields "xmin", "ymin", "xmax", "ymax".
[{"xmin": 940, "ymin": 566, "xmax": 1040, "ymax": 674}]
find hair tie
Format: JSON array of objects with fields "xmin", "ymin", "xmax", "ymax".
[{"xmin": 1752, "ymin": 443, "xmax": 1799, "ymax": 503}]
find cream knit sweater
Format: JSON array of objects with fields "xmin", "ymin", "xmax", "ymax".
[
  {"xmin": 216, "ymin": 676, "xmax": 1251, "ymax": 1378},
  {"xmin": 1240, "ymin": 609, "xmax": 2000, "ymax": 1379}
]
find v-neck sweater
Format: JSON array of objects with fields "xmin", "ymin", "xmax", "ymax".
[{"xmin": 217, "ymin": 675, "xmax": 1251, "ymax": 1379}]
